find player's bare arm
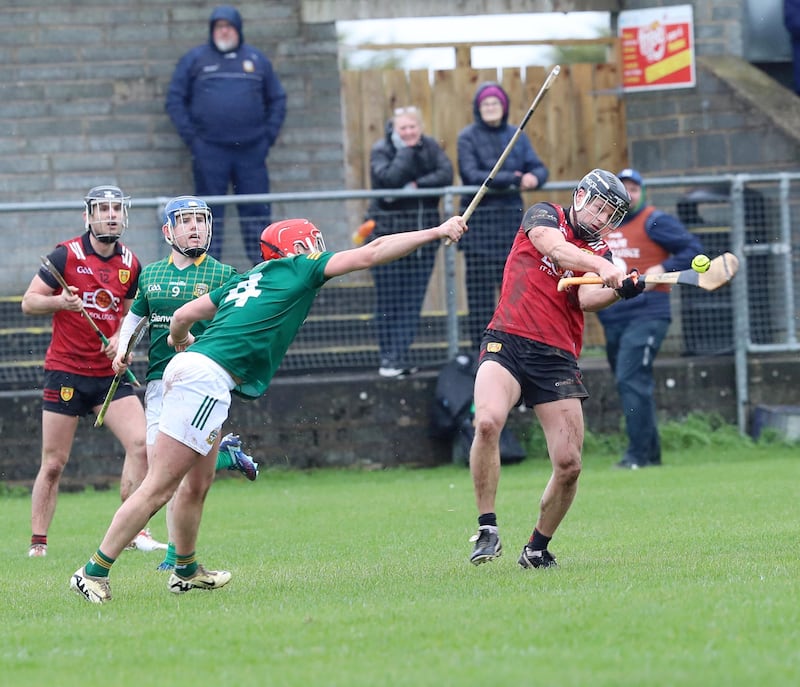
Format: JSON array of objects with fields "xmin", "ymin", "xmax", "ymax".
[
  {"xmin": 324, "ymin": 216, "xmax": 467, "ymax": 278},
  {"xmin": 577, "ymin": 281, "xmax": 624, "ymax": 312},
  {"xmin": 21, "ymin": 276, "xmax": 82, "ymax": 315},
  {"xmin": 527, "ymin": 224, "xmax": 625, "ymax": 289},
  {"xmin": 168, "ymin": 293, "xmax": 218, "ymax": 351}
]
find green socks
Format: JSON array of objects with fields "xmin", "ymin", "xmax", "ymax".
[
  {"xmin": 215, "ymin": 447, "xmax": 234, "ymax": 470},
  {"xmin": 85, "ymin": 550, "xmax": 115, "ymax": 578},
  {"xmin": 174, "ymin": 552, "xmax": 198, "ymax": 578},
  {"xmin": 160, "ymin": 542, "xmax": 177, "ymax": 568}
]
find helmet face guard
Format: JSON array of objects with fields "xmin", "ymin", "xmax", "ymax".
[
  {"xmin": 260, "ymin": 219, "xmax": 325, "ymax": 261},
  {"xmin": 163, "ymin": 196, "xmax": 213, "ymax": 258},
  {"xmin": 84, "ymin": 185, "xmax": 130, "ymax": 244},
  {"xmin": 572, "ymin": 169, "xmax": 630, "ymax": 241}
]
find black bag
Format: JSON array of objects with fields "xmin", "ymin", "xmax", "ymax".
[
  {"xmin": 452, "ymin": 415, "xmax": 527, "ymax": 466},
  {"xmin": 429, "ymin": 354, "xmax": 476, "ymax": 440},
  {"xmin": 430, "ymin": 353, "xmax": 527, "ymax": 466}
]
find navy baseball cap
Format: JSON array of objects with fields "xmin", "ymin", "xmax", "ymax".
[{"xmin": 617, "ymin": 168, "xmax": 644, "ymax": 186}]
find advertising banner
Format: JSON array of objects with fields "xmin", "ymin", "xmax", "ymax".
[{"xmin": 618, "ymin": 4, "xmax": 696, "ymax": 92}]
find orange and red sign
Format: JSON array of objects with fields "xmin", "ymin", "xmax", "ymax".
[{"xmin": 618, "ymin": 4, "xmax": 696, "ymax": 92}]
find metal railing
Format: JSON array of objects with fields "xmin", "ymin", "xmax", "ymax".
[{"xmin": 2, "ymin": 173, "xmax": 799, "ymax": 433}]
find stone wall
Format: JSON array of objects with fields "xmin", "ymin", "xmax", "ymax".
[
  {"xmin": 4, "ymin": 355, "xmax": 798, "ymax": 486},
  {"xmin": 0, "ymin": 1, "xmax": 343, "ymax": 203}
]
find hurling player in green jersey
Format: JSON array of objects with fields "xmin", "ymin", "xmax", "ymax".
[
  {"xmin": 112, "ymin": 196, "xmax": 258, "ymax": 572},
  {"xmin": 71, "ymin": 214, "xmax": 467, "ymax": 602}
]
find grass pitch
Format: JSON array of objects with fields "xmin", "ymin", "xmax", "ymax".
[{"xmin": 2, "ymin": 439, "xmax": 799, "ymax": 686}]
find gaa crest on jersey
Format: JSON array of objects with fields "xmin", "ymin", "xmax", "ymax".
[
  {"xmin": 486, "ymin": 342, "xmax": 502, "ymax": 353},
  {"xmin": 60, "ymin": 386, "xmax": 74, "ymax": 402},
  {"xmin": 243, "ymin": 59, "xmax": 255, "ymax": 73},
  {"xmin": 193, "ymin": 283, "xmax": 209, "ymax": 297},
  {"xmin": 118, "ymin": 269, "xmax": 130, "ymax": 285}
]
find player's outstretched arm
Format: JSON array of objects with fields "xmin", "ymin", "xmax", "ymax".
[{"xmin": 324, "ymin": 216, "xmax": 467, "ymax": 278}]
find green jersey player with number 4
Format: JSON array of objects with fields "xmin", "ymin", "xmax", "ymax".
[
  {"xmin": 70, "ymin": 214, "xmax": 467, "ymax": 602},
  {"xmin": 113, "ymin": 196, "xmax": 259, "ymax": 573}
]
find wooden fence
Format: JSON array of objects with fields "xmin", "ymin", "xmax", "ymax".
[{"xmin": 338, "ymin": 42, "xmax": 627, "ymax": 346}]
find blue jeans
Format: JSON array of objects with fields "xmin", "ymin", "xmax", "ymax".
[{"xmin": 603, "ymin": 318, "xmax": 670, "ymax": 466}]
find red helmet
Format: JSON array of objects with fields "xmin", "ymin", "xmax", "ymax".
[{"xmin": 259, "ymin": 219, "xmax": 326, "ymax": 261}]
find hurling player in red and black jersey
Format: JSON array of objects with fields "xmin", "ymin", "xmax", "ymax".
[
  {"xmin": 21, "ymin": 185, "xmax": 151, "ymax": 558},
  {"xmin": 467, "ymin": 169, "xmax": 646, "ymax": 570}
]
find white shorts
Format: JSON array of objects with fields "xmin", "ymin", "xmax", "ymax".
[
  {"xmin": 144, "ymin": 380, "xmax": 164, "ymax": 446},
  {"xmin": 158, "ymin": 351, "xmax": 235, "ymax": 456}
]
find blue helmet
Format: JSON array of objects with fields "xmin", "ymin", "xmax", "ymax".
[{"xmin": 163, "ymin": 196, "xmax": 213, "ymax": 258}]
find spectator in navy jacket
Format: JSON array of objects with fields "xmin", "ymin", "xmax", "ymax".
[
  {"xmin": 597, "ymin": 168, "xmax": 704, "ymax": 470},
  {"xmin": 785, "ymin": 0, "xmax": 800, "ymax": 95},
  {"xmin": 367, "ymin": 106, "xmax": 454, "ymax": 378},
  {"xmin": 166, "ymin": 5, "xmax": 287, "ymax": 265},
  {"xmin": 457, "ymin": 82, "xmax": 549, "ymax": 349}
]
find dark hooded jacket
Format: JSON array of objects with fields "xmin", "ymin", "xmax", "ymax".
[
  {"xmin": 456, "ymin": 82, "xmax": 548, "ymax": 255},
  {"xmin": 786, "ymin": 0, "xmax": 800, "ymax": 36},
  {"xmin": 367, "ymin": 118, "xmax": 454, "ymax": 235},
  {"xmin": 165, "ymin": 5, "xmax": 287, "ymax": 148}
]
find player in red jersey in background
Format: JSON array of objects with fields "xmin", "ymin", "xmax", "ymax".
[
  {"xmin": 21, "ymin": 185, "xmax": 161, "ymax": 557},
  {"xmin": 467, "ymin": 169, "xmax": 645, "ymax": 569}
]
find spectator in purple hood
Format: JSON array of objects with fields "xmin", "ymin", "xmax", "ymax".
[
  {"xmin": 457, "ymin": 82, "xmax": 549, "ymax": 350},
  {"xmin": 166, "ymin": 5, "xmax": 287, "ymax": 265}
]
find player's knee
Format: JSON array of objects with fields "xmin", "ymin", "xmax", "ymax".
[
  {"xmin": 40, "ymin": 463, "xmax": 66, "ymax": 483},
  {"xmin": 553, "ymin": 454, "xmax": 582, "ymax": 483},
  {"xmin": 40, "ymin": 452, "xmax": 69, "ymax": 478},
  {"xmin": 473, "ymin": 414, "xmax": 504, "ymax": 444},
  {"xmin": 176, "ymin": 476, "xmax": 212, "ymax": 504}
]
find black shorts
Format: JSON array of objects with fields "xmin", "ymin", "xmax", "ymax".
[
  {"xmin": 478, "ymin": 329, "xmax": 588, "ymax": 407},
  {"xmin": 42, "ymin": 369, "xmax": 136, "ymax": 417}
]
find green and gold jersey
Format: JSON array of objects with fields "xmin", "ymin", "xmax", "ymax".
[
  {"xmin": 189, "ymin": 252, "xmax": 333, "ymax": 399},
  {"xmin": 131, "ymin": 253, "xmax": 236, "ymax": 381}
]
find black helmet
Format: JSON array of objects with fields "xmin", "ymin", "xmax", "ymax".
[
  {"xmin": 84, "ymin": 185, "xmax": 130, "ymax": 243},
  {"xmin": 572, "ymin": 169, "xmax": 630, "ymax": 241}
]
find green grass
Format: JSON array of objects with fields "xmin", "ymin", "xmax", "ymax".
[{"xmin": 2, "ymin": 430, "xmax": 799, "ymax": 686}]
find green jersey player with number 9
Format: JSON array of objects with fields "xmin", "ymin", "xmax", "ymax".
[{"xmin": 113, "ymin": 196, "xmax": 259, "ymax": 572}]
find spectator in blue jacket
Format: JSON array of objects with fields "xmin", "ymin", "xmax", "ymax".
[
  {"xmin": 367, "ymin": 106, "xmax": 454, "ymax": 378},
  {"xmin": 597, "ymin": 168, "xmax": 704, "ymax": 470},
  {"xmin": 457, "ymin": 82, "xmax": 549, "ymax": 349},
  {"xmin": 785, "ymin": 0, "xmax": 800, "ymax": 95},
  {"xmin": 165, "ymin": 5, "xmax": 287, "ymax": 265}
]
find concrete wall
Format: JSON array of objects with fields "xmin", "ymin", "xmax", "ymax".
[
  {"xmin": 0, "ymin": 1, "xmax": 347, "ymax": 292},
  {"xmin": 3, "ymin": 355, "xmax": 798, "ymax": 485},
  {"xmin": 0, "ymin": 1, "xmax": 345, "ymax": 202}
]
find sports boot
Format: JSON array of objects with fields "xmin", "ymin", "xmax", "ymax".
[
  {"xmin": 70, "ymin": 566, "xmax": 111, "ymax": 603},
  {"xmin": 469, "ymin": 525, "xmax": 502, "ymax": 565},
  {"xmin": 168, "ymin": 565, "xmax": 232, "ymax": 594},
  {"xmin": 518, "ymin": 546, "xmax": 558, "ymax": 569}
]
